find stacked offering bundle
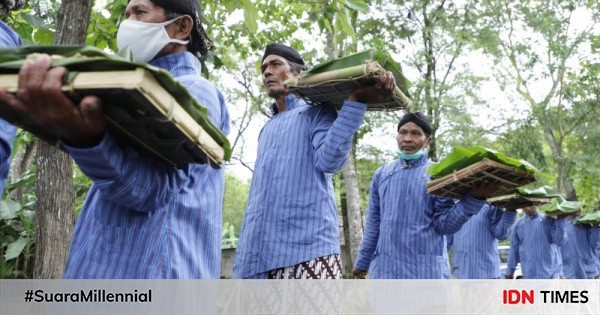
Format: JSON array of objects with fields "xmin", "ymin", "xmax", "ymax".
[
  {"xmin": 574, "ymin": 211, "xmax": 600, "ymax": 226},
  {"xmin": 284, "ymin": 49, "xmax": 411, "ymax": 111},
  {"xmin": 426, "ymin": 146, "xmax": 538, "ymax": 199},
  {"xmin": 0, "ymin": 45, "xmax": 231, "ymax": 167},
  {"xmin": 539, "ymin": 199, "xmax": 584, "ymax": 218},
  {"xmin": 487, "ymin": 186, "xmax": 558, "ymax": 208}
]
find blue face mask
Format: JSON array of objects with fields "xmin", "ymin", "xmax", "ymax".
[{"xmin": 396, "ymin": 148, "xmax": 426, "ymax": 160}]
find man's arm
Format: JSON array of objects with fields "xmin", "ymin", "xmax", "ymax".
[
  {"xmin": 353, "ymin": 168, "xmax": 383, "ymax": 275},
  {"xmin": 588, "ymin": 226, "xmax": 600, "ymax": 250},
  {"xmin": 431, "ymin": 181, "xmax": 500, "ymax": 235},
  {"xmin": 431, "ymin": 194, "xmax": 486, "ymax": 235},
  {"xmin": 548, "ymin": 216, "xmax": 567, "ymax": 246},
  {"xmin": 312, "ymin": 74, "xmax": 395, "ymax": 173},
  {"xmin": 490, "ymin": 205, "xmax": 518, "ymax": 240},
  {"xmin": 64, "ymin": 76, "xmax": 226, "ymax": 211}
]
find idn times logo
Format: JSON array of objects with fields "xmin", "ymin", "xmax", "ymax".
[{"xmin": 503, "ymin": 290, "xmax": 589, "ymax": 304}]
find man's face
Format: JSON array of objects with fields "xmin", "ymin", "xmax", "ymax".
[
  {"xmin": 396, "ymin": 122, "xmax": 429, "ymax": 154},
  {"xmin": 523, "ymin": 206, "xmax": 537, "ymax": 216},
  {"xmin": 124, "ymin": 0, "xmax": 167, "ymax": 23},
  {"xmin": 261, "ymin": 54, "xmax": 296, "ymax": 99}
]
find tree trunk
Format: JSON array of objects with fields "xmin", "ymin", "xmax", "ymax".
[
  {"xmin": 341, "ymin": 151, "xmax": 363, "ymax": 269},
  {"xmin": 34, "ymin": 0, "xmax": 93, "ymax": 279}
]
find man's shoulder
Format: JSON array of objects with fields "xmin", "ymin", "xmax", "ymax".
[{"xmin": 0, "ymin": 21, "xmax": 22, "ymax": 47}]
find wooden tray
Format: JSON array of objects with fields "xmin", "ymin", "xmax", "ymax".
[
  {"xmin": 285, "ymin": 61, "xmax": 411, "ymax": 111},
  {"xmin": 426, "ymin": 159, "xmax": 536, "ymax": 199},
  {"xmin": 0, "ymin": 68, "xmax": 224, "ymax": 167},
  {"xmin": 486, "ymin": 194, "xmax": 552, "ymax": 208}
]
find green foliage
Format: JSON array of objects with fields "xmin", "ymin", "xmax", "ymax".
[
  {"xmin": 221, "ymin": 222, "xmax": 239, "ymax": 249},
  {"xmin": 222, "ymin": 172, "xmax": 250, "ymax": 237},
  {"xmin": 2, "ymin": 0, "xmax": 59, "ymax": 45},
  {"xmin": 0, "ymin": 198, "xmax": 35, "ymax": 278}
]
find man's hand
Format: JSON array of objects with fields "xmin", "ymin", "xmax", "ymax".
[
  {"xmin": 347, "ymin": 72, "xmax": 395, "ymax": 104},
  {"xmin": 468, "ymin": 180, "xmax": 501, "ymax": 200},
  {"xmin": 0, "ymin": 54, "xmax": 106, "ymax": 147},
  {"xmin": 352, "ymin": 268, "xmax": 368, "ymax": 279}
]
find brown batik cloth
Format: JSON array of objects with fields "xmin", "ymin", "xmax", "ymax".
[{"xmin": 268, "ymin": 254, "xmax": 342, "ymax": 279}]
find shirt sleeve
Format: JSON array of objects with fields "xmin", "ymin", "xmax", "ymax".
[
  {"xmin": 311, "ymin": 101, "xmax": 367, "ymax": 173},
  {"xmin": 354, "ymin": 167, "xmax": 382, "ymax": 271},
  {"xmin": 549, "ymin": 217, "xmax": 567, "ymax": 246},
  {"xmin": 63, "ymin": 131, "xmax": 188, "ymax": 211},
  {"xmin": 0, "ymin": 119, "xmax": 16, "ymax": 194},
  {"xmin": 431, "ymin": 194, "xmax": 486, "ymax": 235},
  {"xmin": 588, "ymin": 226, "xmax": 600, "ymax": 250},
  {"xmin": 490, "ymin": 206, "xmax": 517, "ymax": 240}
]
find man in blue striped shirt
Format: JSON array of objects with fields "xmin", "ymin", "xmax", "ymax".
[
  {"xmin": 233, "ymin": 43, "xmax": 396, "ymax": 279},
  {"xmin": 0, "ymin": 20, "xmax": 21, "ymax": 195},
  {"xmin": 560, "ymin": 214, "xmax": 600, "ymax": 279},
  {"xmin": 448, "ymin": 203, "xmax": 518, "ymax": 278},
  {"xmin": 506, "ymin": 206, "xmax": 567, "ymax": 279},
  {"xmin": 0, "ymin": 0, "xmax": 229, "ymax": 278},
  {"xmin": 353, "ymin": 112, "xmax": 498, "ymax": 279}
]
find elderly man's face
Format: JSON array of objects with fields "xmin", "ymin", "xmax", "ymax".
[
  {"xmin": 261, "ymin": 55, "xmax": 296, "ymax": 99},
  {"xmin": 523, "ymin": 206, "xmax": 538, "ymax": 217},
  {"xmin": 125, "ymin": 0, "xmax": 167, "ymax": 23},
  {"xmin": 396, "ymin": 122, "xmax": 430, "ymax": 154}
]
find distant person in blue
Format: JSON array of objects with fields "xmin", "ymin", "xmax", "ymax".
[
  {"xmin": 447, "ymin": 203, "xmax": 518, "ymax": 278},
  {"xmin": 233, "ymin": 43, "xmax": 396, "ymax": 279},
  {"xmin": 0, "ymin": 14, "xmax": 24, "ymax": 195},
  {"xmin": 505, "ymin": 205, "xmax": 567, "ymax": 279},
  {"xmin": 560, "ymin": 213, "xmax": 600, "ymax": 279},
  {"xmin": 0, "ymin": 0, "xmax": 230, "ymax": 278},
  {"xmin": 352, "ymin": 112, "xmax": 499, "ymax": 279}
]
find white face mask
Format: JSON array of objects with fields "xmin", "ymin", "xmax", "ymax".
[{"xmin": 117, "ymin": 17, "xmax": 189, "ymax": 63}]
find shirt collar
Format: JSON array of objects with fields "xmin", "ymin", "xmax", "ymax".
[
  {"xmin": 398, "ymin": 153, "xmax": 429, "ymax": 168},
  {"xmin": 149, "ymin": 51, "xmax": 202, "ymax": 77},
  {"xmin": 270, "ymin": 94, "xmax": 306, "ymax": 116},
  {"xmin": 527, "ymin": 212, "xmax": 540, "ymax": 220}
]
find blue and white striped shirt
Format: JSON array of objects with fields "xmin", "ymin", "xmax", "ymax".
[
  {"xmin": 233, "ymin": 95, "xmax": 367, "ymax": 278},
  {"xmin": 63, "ymin": 52, "xmax": 230, "ymax": 278},
  {"xmin": 354, "ymin": 155, "xmax": 487, "ymax": 279},
  {"xmin": 507, "ymin": 212, "xmax": 566, "ymax": 279},
  {"xmin": 449, "ymin": 204, "xmax": 517, "ymax": 278},
  {"xmin": 561, "ymin": 219, "xmax": 600, "ymax": 279},
  {"xmin": 0, "ymin": 21, "xmax": 21, "ymax": 194}
]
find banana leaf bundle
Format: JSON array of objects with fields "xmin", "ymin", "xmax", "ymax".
[
  {"xmin": 540, "ymin": 199, "xmax": 584, "ymax": 218},
  {"xmin": 284, "ymin": 49, "xmax": 411, "ymax": 111},
  {"xmin": 486, "ymin": 186, "xmax": 558, "ymax": 208},
  {"xmin": 426, "ymin": 146, "xmax": 538, "ymax": 199},
  {"xmin": 574, "ymin": 211, "xmax": 600, "ymax": 226},
  {"xmin": 0, "ymin": 45, "xmax": 231, "ymax": 167}
]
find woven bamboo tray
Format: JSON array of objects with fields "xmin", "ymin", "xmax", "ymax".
[
  {"xmin": 486, "ymin": 194, "xmax": 552, "ymax": 208},
  {"xmin": 0, "ymin": 68, "xmax": 224, "ymax": 168},
  {"xmin": 285, "ymin": 61, "xmax": 411, "ymax": 111},
  {"xmin": 426, "ymin": 159, "xmax": 536, "ymax": 199}
]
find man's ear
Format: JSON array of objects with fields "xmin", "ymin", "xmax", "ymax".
[
  {"xmin": 426, "ymin": 136, "xmax": 433, "ymax": 146},
  {"xmin": 173, "ymin": 15, "xmax": 194, "ymax": 40}
]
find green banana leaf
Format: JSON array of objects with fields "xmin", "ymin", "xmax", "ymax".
[
  {"xmin": 427, "ymin": 146, "xmax": 540, "ymax": 179},
  {"xmin": 0, "ymin": 45, "xmax": 231, "ymax": 162},
  {"xmin": 574, "ymin": 211, "xmax": 600, "ymax": 225},
  {"xmin": 539, "ymin": 199, "xmax": 585, "ymax": 217},
  {"xmin": 300, "ymin": 49, "xmax": 411, "ymax": 98},
  {"xmin": 514, "ymin": 186, "xmax": 561, "ymax": 198}
]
